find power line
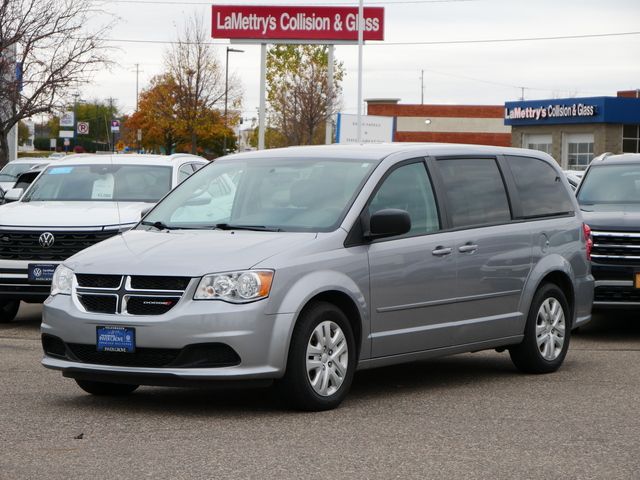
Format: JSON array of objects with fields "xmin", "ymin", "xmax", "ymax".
[{"xmin": 96, "ymin": 30, "xmax": 640, "ymax": 46}]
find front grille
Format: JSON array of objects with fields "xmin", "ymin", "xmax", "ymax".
[
  {"xmin": 592, "ymin": 231, "xmax": 640, "ymax": 265},
  {"xmin": 67, "ymin": 343, "xmax": 180, "ymax": 367},
  {"xmin": 65, "ymin": 342, "xmax": 241, "ymax": 368},
  {"xmin": 130, "ymin": 276, "xmax": 191, "ymax": 291},
  {"xmin": 126, "ymin": 296, "xmax": 180, "ymax": 315},
  {"xmin": 74, "ymin": 274, "xmax": 191, "ymax": 315},
  {"xmin": 0, "ymin": 230, "xmax": 118, "ymax": 261},
  {"xmin": 78, "ymin": 294, "xmax": 117, "ymax": 314},
  {"xmin": 594, "ymin": 286, "xmax": 640, "ymax": 303},
  {"xmin": 76, "ymin": 274, "xmax": 122, "ymax": 289}
]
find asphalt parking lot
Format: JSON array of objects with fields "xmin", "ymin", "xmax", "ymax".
[{"xmin": 1, "ymin": 304, "xmax": 639, "ymax": 479}]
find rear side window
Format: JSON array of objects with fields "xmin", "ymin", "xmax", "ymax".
[
  {"xmin": 507, "ymin": 156, "xmax": 574, "ymax": 217},
  {"xmin": 437, "ymin": 158, "xmax": 511, "ymax": 228}
]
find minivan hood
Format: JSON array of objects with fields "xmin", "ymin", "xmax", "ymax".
[
  {"xmin": 65, "ymin": 229, "xmax": 318, "ymax": 276},
  {"xmin": 0, "ymin": 201, "xmax": 150, "ymax": 228},
  {"xmin": 581, "ymin": 203, "xmax": 640, "ymax": 231}
]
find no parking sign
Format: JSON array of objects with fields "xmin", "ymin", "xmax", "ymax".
[{"xmin": 77, "ymin": 122, "xmax": 89, "ymax": 135}]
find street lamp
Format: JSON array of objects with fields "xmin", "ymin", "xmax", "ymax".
[{"xmin": 224, "ymin": 47, "xmax": 244, "ymax": 155}]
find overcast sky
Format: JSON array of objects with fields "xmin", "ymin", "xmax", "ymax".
[{"xmin": 83, "ymin": 0, "xmax": 640, "ymax": 119}]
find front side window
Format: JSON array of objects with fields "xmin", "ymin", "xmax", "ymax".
[
  {"xmin": 578, "ymin": 164, "xmax": 640, "ymax": 204},
  {"xmin": 507, "ymin": 156, "xmax": 574, "ymax": 218},
  {"xmin": 143, "ymin": 157, "xmax": 378, "ymax": 232},
  {"xmin": 0, "ymin": 163, "xmax": 35, "ymax": 182},
  {"xmin": 437, "ymin": 158, "xmax": 511, "ymax": 228},
  {"xmin": 22, "ymin": 164, "xmax": 172, "ymax": 202},
  {"xmin": 368, "ymin": 162, "xmax": 439, "ymax": 236}
]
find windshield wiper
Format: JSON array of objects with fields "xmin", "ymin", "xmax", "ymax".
[
  {"xmin": 141, "ymin": 220, "xmax": 177, "ymax": 231},
  {"xmin": 214, "ymin": 223, "xmax": 282, "ymax": 232}
]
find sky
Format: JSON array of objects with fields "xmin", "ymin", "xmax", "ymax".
[{"xmin": 82, "ymin": 0, "xmax": 640, "ymax": 120}]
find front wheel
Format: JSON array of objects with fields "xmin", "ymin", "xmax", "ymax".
[
  {"xmin": 278, "ymin": 301, "xmax": 356, "ymax": 411},
  {"xmin": 75, "ymin": 379, "xmax": 139, "ymax": 396},
  {"xmin": 0, "ymin": 300, "xmax": 20, "ymax": 323},
  {"xmin": 509, "ymin": 283, "xmax": 571, "ymax": 374}
]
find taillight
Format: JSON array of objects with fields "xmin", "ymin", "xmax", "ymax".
[{"xmin": 583, "ymin": 223, "xmax": 593, "ymax": 261}]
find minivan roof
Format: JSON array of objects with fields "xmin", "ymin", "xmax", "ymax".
[{"xmin": 226, "ymin": 143, "xmax": 556, "ymax": 163}]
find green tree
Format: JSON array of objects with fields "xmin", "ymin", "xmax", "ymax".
[
  {"xmin": 266, "ymin": 45, "xmax": 344, "ymax": 146},
  {"xmin": 17, "ymin": 120, "xmax": 29, "ymax": 145}
]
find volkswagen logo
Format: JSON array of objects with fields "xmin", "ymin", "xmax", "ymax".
[{"xmin": 39, "ymin": 232, "xmax": 55, "ymax": 248}]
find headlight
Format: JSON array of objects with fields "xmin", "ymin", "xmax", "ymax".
[
  {"xmin": 51, "ymin": 265, "xmax": 74, "ymax": 296},
  {"xmin": 194, "ymin": 270, "xmax": 274, "ymax": 303}
]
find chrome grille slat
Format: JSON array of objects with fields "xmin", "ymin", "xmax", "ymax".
[{"xmin": 590, "ymin": 230, "xmax": 640, "ymax": 264}]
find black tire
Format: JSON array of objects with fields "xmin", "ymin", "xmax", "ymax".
[
  {"xmin": 75, "ymin": 379, "xmax": 139, "ymax": 396},
  {"xmin": 509, "ymin": 283, "xmax": 571, "ymax": 374},
  {"xmin": 277, "ymin": 301, "xmax": 356, "ymax": 411},
  {"xmin": 0, "ymin": 299, "xmax": 20, "ymax": 324}
]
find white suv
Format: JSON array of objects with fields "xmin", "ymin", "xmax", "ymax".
[{"xmin": 0, "ymin": 154, "xmax": 207, "ymax": 322}]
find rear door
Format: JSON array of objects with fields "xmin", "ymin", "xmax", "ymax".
[{"xmin": 430, "ymin": 156, "xmax": 532, "ymax": 344}]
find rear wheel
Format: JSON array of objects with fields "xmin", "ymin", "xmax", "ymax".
[
  {"xmin": 0, "ymin": 300, "xmax": 20, "ymax": 323},
  {"xmin": 75, "ymin": 379, "xmax": 139, "ymax": 396},
  {"xmin": 278, "ymin": 301, "xmax": 356, "ymax": 411},
  {"xmin": 509, "ymin": 283, "xmax": 571, "ymax": 374}
]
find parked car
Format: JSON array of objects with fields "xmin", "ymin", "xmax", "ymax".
[
  {"xmin": 576, "ymin": 152, "xmax": 640, "ymax": 308},
  {"xmin": 0, "ymin": 165, "xmax": 47, "ymax": 205},
  {"xmin": 563, "ymin": 170, "xmax": 585, "ymax": 191},
  {"xmin": 0, "ymin": 158, "xmax": 50, "ymax": 191},
  {"xmin": 0, "ymin": 153, "xmax": 207, "ymax": 323},
  {"xmin": 41, "ymin": 144, "xmax": 593, "ymax": 410}
]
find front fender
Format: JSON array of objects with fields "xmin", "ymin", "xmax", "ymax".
[{"xmin": 266, "ymin": 269, "xmax": 370, "ymax": 365}]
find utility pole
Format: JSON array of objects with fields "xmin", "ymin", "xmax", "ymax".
[
  {"xmin": 224, "ymin": 47, "xmax": 244, "ymax": 155},
  {"xmin": 72, "ymin": 92, "xmax": 80, "ymax": 150},
  {"xmin": 520, "ymin": 87, "xmax": 525, "ymax": 101},
  {"xmin": 420, "ymin": 70, "xmax": 425, "ymax": 104},
  {"xmin": 108, "ymin": 97, "xmax": 115, "ymax": 153},
  {"xmin": 135, "ymin": 63, "xmax": 140, "ymax": 111}
]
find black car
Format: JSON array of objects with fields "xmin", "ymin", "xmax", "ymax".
[{"xmin": 576, "ymin": 153, "xmax": 640, "ymax": 307}]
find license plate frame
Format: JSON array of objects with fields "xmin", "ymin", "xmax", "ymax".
[
  {"xmin": 96, "ymin": 326, "xmax": 136, "ymax": 353},
  {"xmin": 27, "ymin": 263, "xmax": 57, "ymax": 282}
]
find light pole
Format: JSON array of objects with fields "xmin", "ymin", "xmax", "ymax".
[{"xmin": 224, "ymin": 47, "xmax": 244, "ymax": 155}]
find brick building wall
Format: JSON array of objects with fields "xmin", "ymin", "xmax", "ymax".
[{"xmin": 366, "ymin": 100, "xmax": 512, "ymax": 147}]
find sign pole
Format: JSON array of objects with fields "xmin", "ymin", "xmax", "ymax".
[
  {"xmin": 258, "ymin": 43, "xmax": 267, "ymax": 150},
  {"xmin": 325, "ymin": 44, "xmax": 334, "ymax": 145},
  {"xmin": 356, "ymin": 0, "xmax": 364, "ymax": 143}
]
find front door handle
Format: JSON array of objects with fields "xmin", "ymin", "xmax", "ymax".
[
  {"xmin": 458, "ymin": 243, "xmax": 478, "ymax": 253},
  {"xmin": 432, "ymin": 246, "xmax": 452, "ymax": 256}
]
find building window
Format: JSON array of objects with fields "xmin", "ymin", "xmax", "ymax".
[
  {"xmin": 623, "ymin": 124, "xmax": 640, "ymax": 153},
  {"xmin": 524, "ymin": 134, "xmax": 552, "ymax": 154},
  {"xmin": 564, "ymin": 133, "xmax": 594, "ymax": 170}
]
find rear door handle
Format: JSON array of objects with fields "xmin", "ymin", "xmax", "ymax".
[
  {"xmin": 432, "ymin": 247, "xmax": 452, "ymax": 256},
  {"xmin": 458, "ymin": 244, "xmax": 478, "ymax": 253}
]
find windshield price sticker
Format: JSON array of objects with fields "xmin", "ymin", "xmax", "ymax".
[{"xmin": 48, "ymin": 167, "xmax": 74, "ymax": 175}]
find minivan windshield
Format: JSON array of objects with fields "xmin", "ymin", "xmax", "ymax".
[
  {"xmin": 22, "ymin": 164, "xmax": 172, "ymax": 202},
  {"xmin": 578, "ymin": 164, "xmax": 640, "ymax": 205},
  {"xmin": 141, "ymin": 157, "xmax": 377, "ymax": 232}
]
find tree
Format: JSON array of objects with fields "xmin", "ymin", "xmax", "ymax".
[
  {"xmin": 0, "ymin": 0, "xmax": 113, "ymax": 165},
  {"xmin": 17, "ymin": 120, "xmax": 29, "ymax": 145},
  {"xmin": 266, "ymin": 45, "xmax": 344, "ymax": 146},
  {"xmin": 164, "ymin": 15, "xmax": 242, "ymax": 154},
  {"xmin": 123, "ymin": 74, "xmax": 234, "ymax": 157}
]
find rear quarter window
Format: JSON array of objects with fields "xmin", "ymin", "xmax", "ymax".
[{"xmin": 507, "ymin": 155, "xmax": 574, "ymax": 218}]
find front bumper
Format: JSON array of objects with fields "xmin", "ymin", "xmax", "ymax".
[
  {"xmin": 0, "ymin": 260, "xmax": 57, "ymax": 302},
  {"xmin": 41, "ymin": 293, "xmax": 296, "ymax": 382},
  {"xmin": 592, "ymin": 263, "xmax": 640, "ymax": 308}
]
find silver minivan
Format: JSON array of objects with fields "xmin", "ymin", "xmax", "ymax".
[{"xmin": 41, "ymin": 144, "xmax": 594, "ymax": 410}]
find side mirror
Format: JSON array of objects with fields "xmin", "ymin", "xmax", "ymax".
[
  {"xmin": 140, "ymin": 206, "xmax": 153, "ymax": 220},
  {"xmin": 4, "ymin": 188, "xmax": 24, "ymax": 202},
  {"xmin": 367, "ymin": 208, "xmax": 411, "ymax": 240}
]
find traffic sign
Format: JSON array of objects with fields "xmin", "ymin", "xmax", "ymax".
[
  {"xmin": 110, "ymin": 120, "xmax": 120, "ymax": 132},
  {"xmin": 77, "ymin": 122, "xmax": 89, "ymax": 135}
]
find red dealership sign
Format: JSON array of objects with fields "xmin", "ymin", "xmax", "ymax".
[{"xmin": 211, "ymin": 5, "xmax": 384, "ymax": 42}]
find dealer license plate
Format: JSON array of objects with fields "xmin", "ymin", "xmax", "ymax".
[
  {"xmin": 96, "ymin": 326, "xmax": 135, "ymax": 353},
  {"xmin": 28, "ymin": 263, "xmax": 57, "ymax": 282}
]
